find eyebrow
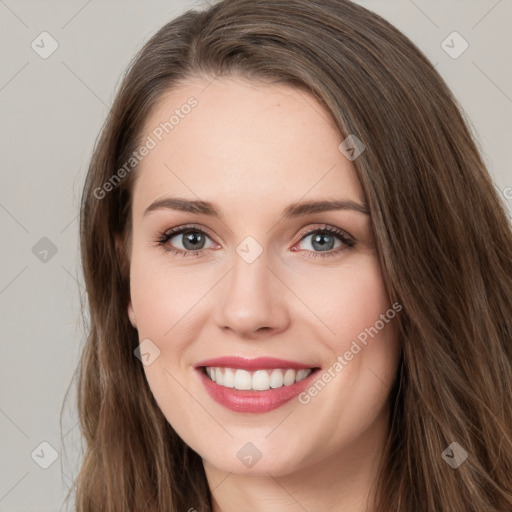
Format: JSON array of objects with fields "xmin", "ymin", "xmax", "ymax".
[{"xmin": 144, "ymin": 196, "xmax": 370, "ymax": 218}]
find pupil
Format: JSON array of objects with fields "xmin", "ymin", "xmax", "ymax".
[
  {"xmin": 183, "ymin": 231, "xmax": 204, "ymax": 250},
  {"xmin": 313, "ymin": 233, "xmax": 333, "ymax": 251},
  {"xmin": 179, "ymin": 231, "xmax": 335, "ymax": 252}
]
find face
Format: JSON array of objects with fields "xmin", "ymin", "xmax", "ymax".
[{"xmin": 124, "ymin": 77, "xmax": 400, "ymax": 477}]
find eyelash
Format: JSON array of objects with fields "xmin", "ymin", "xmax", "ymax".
[{"xmin": 154, "ymin": 223, "xmax": 355, "ymax": 260}]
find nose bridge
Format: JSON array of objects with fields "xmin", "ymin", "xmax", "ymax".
[
  {"xmin": 227, "ymin": 239, "xmax": 273, "ymax": 309},
  {"xmin": 214, "ymin": 237, "xmax": 288, "ymax": 336}
]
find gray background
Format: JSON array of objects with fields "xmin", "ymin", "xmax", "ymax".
[{"xmin": 0, "ymin": 1, "xmax": 511, "ymax": 510}]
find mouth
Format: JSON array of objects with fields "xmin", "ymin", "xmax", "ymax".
[
  {"xmin": 201, "ymin": 366, "xmax": 314, "ymax": 391},
  {"xmin": 194, "ymin": 356, "xmax": 321, "ymax": 413}
]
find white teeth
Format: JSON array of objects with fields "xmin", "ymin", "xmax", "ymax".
[
  {"xmin": 283, "ymin": 369, "xmax": 295, "ymax": 386},
  {"xmin": 269, "ymin": 369, "xmax": 284, "ymax": 388},
  {"xmin": 296, "ymin": 369, "xmax": 309, "ymax": 381},
  {"xmin": 234, "ymin": 369, "xmax": 252, "ymax": 390},
  {"xmin": 252, "ymin": 370, "xmax": 270, "ymax": 391},
  {"xmin": 204, "ymin": 367, "xmax": 313, "ymax": 391},
  {"xmin": 223, "ymin": 368, "xmax": 235, "ymax": 388}
]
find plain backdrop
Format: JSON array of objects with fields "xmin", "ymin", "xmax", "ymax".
[{"xmin": 0, "ymin": 0, "xmax": 511, "ymax": 510}]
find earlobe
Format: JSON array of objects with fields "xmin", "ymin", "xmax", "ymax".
[{"xmin": 128, "ymin": 301, "xmax": 137, "ymax": 329}]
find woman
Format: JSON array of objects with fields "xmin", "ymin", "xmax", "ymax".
[{"xmin": 68, "ymin": 0, "xmax": 512, "ymax": 510}]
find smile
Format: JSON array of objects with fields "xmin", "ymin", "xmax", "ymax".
[
  {"xmin": 203, "ymin": 367, "xmax": 312, "ymax": 391},
  {"xmin": 194, "ymin": 356, "xmax": 320, "ymax": 413}
]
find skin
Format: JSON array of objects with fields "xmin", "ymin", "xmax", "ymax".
[{"xmin": 123, "ymin": 76, "xmax": 401, "ymax": 511}]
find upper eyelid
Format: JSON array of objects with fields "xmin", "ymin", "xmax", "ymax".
[
  {"xmin": 296, "ymin": 225, "xmax": 352, "ymax": 240},
  {"xmin": 163, "ymin": 223, "xmax": 353, "ymax": 245},
  {"xmin": 164, "ymin": 224, "xmax": 216, "ymax": 241}
]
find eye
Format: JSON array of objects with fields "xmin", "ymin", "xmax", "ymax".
[
  {"xmin": 292, "ymin": 225, "xmax": 355, "ymax": 259},
  {"xmin": 155, "ymin": 224, "xmax": 216, "ymax": 257},
  {"xmin": 155, "ymin": 223, "xmax": 355, "ymax": 259}
]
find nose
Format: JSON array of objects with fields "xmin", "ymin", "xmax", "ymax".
[{"xmin": 213, "ymin": 248, "xmax": 290, "ymax": 339}]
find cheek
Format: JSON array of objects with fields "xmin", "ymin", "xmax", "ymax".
[
  {"xmin": 291, "ymin": 255, "xmax": 391, "ymax": 344},
  {"xmin": 128, "ymin": 250, "xmax": 200, "ymax": 429},
  {"xmin": 130, "ymin": 247, "xmax": 391, "ymax": 353},
  {"xmin": 129, "ymin": 249, "xmax": 209, "ymax": 338}
]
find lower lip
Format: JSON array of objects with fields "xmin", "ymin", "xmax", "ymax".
[{"xmin": 197, "ymin": 368, "xmax": 319, "ymax": 413}]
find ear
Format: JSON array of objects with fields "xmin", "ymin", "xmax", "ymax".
[
  {"xmin": 127, "ymin": 300, "xmax": 137, "ymax": 329},
  {"xmin": 114, "ymin": 233, "xmax": 137, "ymax": 329}
]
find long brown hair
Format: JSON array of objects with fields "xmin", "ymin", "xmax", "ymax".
[{"xmin": 63, "ymin": 0, "xmax": 512, "ymax": 510}]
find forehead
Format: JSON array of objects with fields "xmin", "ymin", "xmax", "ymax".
[{"xmin": 132, "ymin": 77, "xmax": 364, "ymax": 216}]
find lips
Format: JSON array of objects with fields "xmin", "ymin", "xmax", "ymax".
[
  {"xmin": 194, "ymin": 356, "xmax": 320, "ymax": 413},
  {"xmin": 195, "ymin": 356, "xmax": 315, "ymax": 371}
]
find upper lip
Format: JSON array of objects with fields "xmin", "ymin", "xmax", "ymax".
[{"xmin": 194, "ymin": 356, "xmax": 318, "ymax": 371}]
